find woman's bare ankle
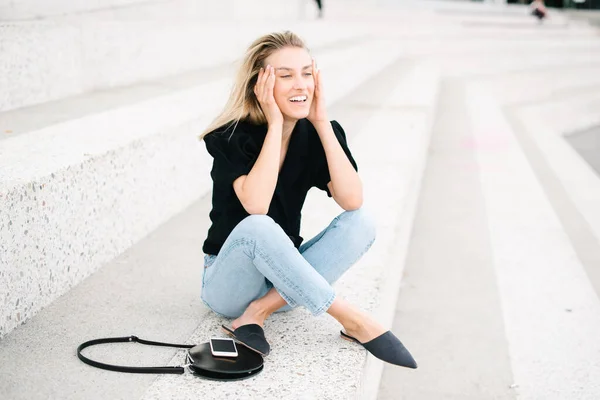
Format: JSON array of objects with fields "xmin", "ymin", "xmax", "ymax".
[
  {"xmin": 344, "ymin": 315, "xmax": 386, "ymax": 344},
  {"xmin": 339, "ymin": 309, "xmax": 386, "ymax": 344},
  {"xmin": 231, "ymin": 301, "xmax": 268, "ymax": 329},
  {"xmin": 342, "ymin": 317, "xmax": 364, "ymax": 337}
]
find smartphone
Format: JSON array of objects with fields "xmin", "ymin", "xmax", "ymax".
[{"xmin": 209, "ymin": 338, "xmax": 238, "ymax": 358}]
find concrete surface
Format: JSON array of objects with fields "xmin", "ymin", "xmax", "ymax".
[
  {"xmin": 0, "ymin": 51, "xmax": 437, "ymax": 400},
  {"xmin": 0, "ymin": 11, "xmax": 401, "ymax": 339},
  {"xmin": 379, "ymin": 3, "xmax": 600, "ymax": 399},
  {"xmin": 1, "ymin": 0, "xmax": 600, "ymax": 399},
  {"xmin": 379, "ymin": 80, "xmax": 516, "ymax": 400},
  {"xmin": 0, "ymin": 0, "xmax": 334, "ymax": 112},
  {"xmin": 0, "ymin": 1, "xmax": 438, "ymax": 397},
  {"xmin": 566, "ymin": 125, "xmax": 600, "ymax": 176}
]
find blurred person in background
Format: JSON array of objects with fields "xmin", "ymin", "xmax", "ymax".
[
  {"xmin": 315, "ymin": 0, "xmax": 324, "ymax": 18},
  {"xmin": 531, "ymin": 0, "xmax": 548, "ymax": 21}
]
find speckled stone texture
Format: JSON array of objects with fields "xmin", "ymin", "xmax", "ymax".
[
  {"xmin": 0, "ymin": 0, "xmax": 323, "ymax": 112},
  {"xmin": 138, "ymin": 196, "xmax": 385, "ymax": 400},
  {"xmin": 0, "ymin": 118, "xmax": 212, "ymax": 337},
  {"xmin": 0, "ymin": 25, "xmax": 401, "ymax": 340}
]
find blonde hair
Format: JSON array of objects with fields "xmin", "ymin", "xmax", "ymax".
[{"xmin": 200, "ymin": 31, "xmax": 308, "ymax": 139}]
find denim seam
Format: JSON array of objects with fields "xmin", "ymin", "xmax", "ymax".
[
  {"xmin": 356, "ymin": 236, "xmax": 376, "ymax": 261},
  {"xmin": 273, "ymin": 286, "xmax": 297, "ymax": 308},
  {"xmin": 313, "ymin": 292, "xmax": 336, "ymax": 316},
  {"xmin": 248, "ymin": 231, "xmax": 302, "ymax": 308},
  {"xmin": 254, "ymin": 245, "xmax": 307, "ymax": 309}
]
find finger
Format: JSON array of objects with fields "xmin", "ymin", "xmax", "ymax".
[
  {"xmin": 260, "ymin": 65, "xmax": 270, "ymax": 101},
  {"xmin": 264, "ymin": 65, "xmax": 275, "ymax": 100},
  {"xmin": 254, "ymin": 67, "xmax": 264, "ymax": 96},
  {"xmin": 262, "ymin": 66, "xmax": 273, "ymax": 103},
  {"xmin": 269, "ymin": 65, "xmax": 276, "ymax": 90},
  {"xmin": 312, "ymin": 59, "xmax": 319, "ymax": 91},
  {"xmin": 317, "ymin": 68, "xmax": 321, "ymax": 90}
]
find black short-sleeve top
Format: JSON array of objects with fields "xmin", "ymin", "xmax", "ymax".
[{"xmin": 202, "ymin": 118, "xmax": 357, "ymax": 255}]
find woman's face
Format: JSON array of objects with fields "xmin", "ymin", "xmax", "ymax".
[{"xmin": 264, "ymin": 46, "xmax": 314, "ymax": 123}]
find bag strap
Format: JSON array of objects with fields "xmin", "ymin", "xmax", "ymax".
[{"xmin": 77, "ymin": 335, "xmax": 195, "ymax": 374}]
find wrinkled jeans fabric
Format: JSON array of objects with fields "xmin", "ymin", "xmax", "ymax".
[{"xmin": 201, "ymin": 208, "xmax": 376, "ymax": 318}]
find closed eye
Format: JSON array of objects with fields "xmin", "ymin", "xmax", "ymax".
[{"xmin": 280, "ymin": 73, "xmax": 312, "ymax": 78}]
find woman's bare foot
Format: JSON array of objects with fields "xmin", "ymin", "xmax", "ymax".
[
  {"xmin": 231, "ymin": 301, "xmax": 267, "ymax": 330},
  {"xmin": 231, "ymin": 288, "xmax": 287, "ymax": 329}
]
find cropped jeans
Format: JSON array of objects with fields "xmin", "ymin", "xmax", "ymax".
[{"xmin": 201, "ymin": 208, "xmax": 376, "ymax": 318}]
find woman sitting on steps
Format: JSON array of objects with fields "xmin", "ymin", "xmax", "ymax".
[{"xmin": 199, "ymin": 30, "xmax": 417, "ymax": 369}]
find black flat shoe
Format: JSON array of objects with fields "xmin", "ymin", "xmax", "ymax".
[
  {"xmin": 222, "ymin": 324, "xmax": 270, "ymax": 356},
  {"xmin": 341, "ymin": 330, "xmax": 417, "ymax": 369}
]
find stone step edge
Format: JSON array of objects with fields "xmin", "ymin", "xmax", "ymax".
[{"xmin": 0, "ymin": 39, "xmax": 406, "ymax": 339}]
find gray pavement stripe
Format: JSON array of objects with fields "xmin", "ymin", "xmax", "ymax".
[
  {"xmin": 504, "ymin": 108, "xmax": 600, "ymax": 306},
  {"xmin": 566, "ymin": 125, "xmax": 600, "ymax": 177},
  {"xmin": 379, "ymin": 79, "xmax": 516, "ymax": 400},
  {"xmin": 0, "ymin": 34, "xmax": 373, "ymax": 141},
  {"xmin": 470, "ymin": 83, "xmax": 600, "ymax": 399}
]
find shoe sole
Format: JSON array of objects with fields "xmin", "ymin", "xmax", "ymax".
[{"xmin": 340, "ymin": 330, "xmax": 362, "ymax": 345}]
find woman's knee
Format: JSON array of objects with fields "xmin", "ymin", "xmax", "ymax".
[
  {"xmin": 233, "ymin": 214, "xmax": 282, "ymax": 239},
  {"xmin": 338, "ymin": 207, "xmax": 377, "ymax": 244}
]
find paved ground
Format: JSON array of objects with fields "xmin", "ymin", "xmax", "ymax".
[
  {"xmin": 378, "ymin": 2, "xmax": 600, "ymax": 399},
  {"xmin": 2, "ymin": 1, "xmax": 600, "ymax": 399},
  {"xmin": 566, "ymin": 126, "xmax": 600, "ymax": 176}
]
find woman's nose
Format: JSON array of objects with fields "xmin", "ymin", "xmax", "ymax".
[{"xmin": 293, "ymin": 76, "xmax": 307, "ymax": 89}]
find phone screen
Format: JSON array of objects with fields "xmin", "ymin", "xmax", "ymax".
[{"xmin": 211, "ymin": 339, "xmax": 236, "ymax": 353}]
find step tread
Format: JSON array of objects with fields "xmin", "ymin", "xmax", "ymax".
[{"xmin": 0, "ymin": 194, "xmax": 212, "ymax": 400}]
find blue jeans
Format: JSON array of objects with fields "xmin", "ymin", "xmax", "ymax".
[{"xmin": 201, "ymin": 208, "xmax": 376, "ymax": 318}]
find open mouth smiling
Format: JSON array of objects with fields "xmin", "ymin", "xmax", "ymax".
[{"xmin": 289, "ymin": 95, "xmax": 307, "ymax": 103}]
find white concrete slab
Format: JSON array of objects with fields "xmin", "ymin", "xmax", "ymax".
[
  {"xmin": 515, "ymin": 94, "xmax": 600, "ymax": 248},
  {"xmin": 469, "ymin": 83, "xmax": 600, "ymax": 399},
  {"xmin": 0, "ymin": 33, "xmax": 403, "ymax": 339}
]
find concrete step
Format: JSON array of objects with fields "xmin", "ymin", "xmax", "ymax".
[
  {"xmin": 0, "ymin": 52, "xmax": 440, "ymax": 400},
  {"xmin": 0, "ymin": 0, "xmax": 305, "ymax": 21},
  {"xmin": 462, "ymin": 81, "xmax": 600, "ymax": 399},
  {"xmin": 0, "ymin": 32, "xmax": 408, "ymax": 339},
  {"xmin": 506, "ymin": 91, "xmax": 600, "ymax": 299},
  {"xmin": 380, "ymin": 77, "xmax": 517, "ymax": 400},
  {"xmin": 376, "ymin": 3, "xmax": 600, "ymax": 398},
  {"xmin": 3, "ymin": 0, "xmax": 597, "ymax": 398},
  {"xmin": 379, "ymin": 72, "xmax": 600, "ymax": 400},
  {"xmin": 0, "ymin": 0, "xmax": 371, "ymax": 112}
]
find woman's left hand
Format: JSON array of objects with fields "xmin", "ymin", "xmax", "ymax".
[{"xmin": 308, "ymin": 58, "xmax": 328, "ymax": 125}]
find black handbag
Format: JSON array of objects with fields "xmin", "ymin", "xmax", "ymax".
[{"xmin": 77, "ymin": 335, "xmax": 264, "ymax": 381}]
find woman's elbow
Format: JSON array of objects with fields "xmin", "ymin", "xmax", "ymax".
[
  {"xmin": 242, "ymin": 202, "xmax": 270, "ymax": 215},
  {"xmin": 340, "ymin": 195, "xmax": 363, "ymax": 211}
]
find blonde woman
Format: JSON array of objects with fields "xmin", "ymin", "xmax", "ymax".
[{"xmin": 200, "ymin": 31, "xmax": 417, "ymax": 369}]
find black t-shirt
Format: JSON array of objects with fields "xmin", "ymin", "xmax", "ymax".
[{"xmin": 202, "ymin": 118, "xmax": 358, "ymax": 255}]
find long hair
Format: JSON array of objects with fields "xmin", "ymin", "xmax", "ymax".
[{"xmin": 200, "ymin": 31, "xmax": 308, "ymax": 139}]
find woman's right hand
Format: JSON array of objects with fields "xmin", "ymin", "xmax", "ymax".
[{"xmin": 254, "ymin": 65, "xmax": 283, "ymax": 127}]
